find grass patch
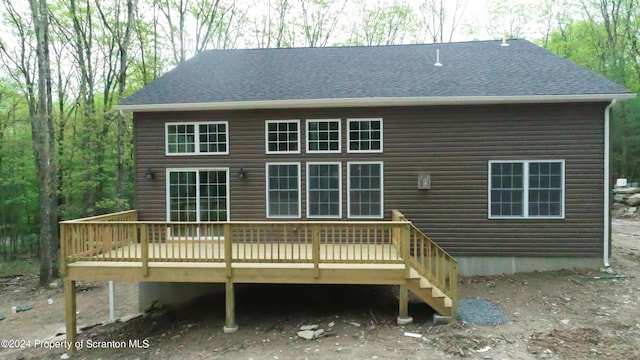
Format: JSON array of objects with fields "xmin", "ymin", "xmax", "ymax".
[{"xmin": 0, "ymin": 258, "xmax": 40, "ymax": 278}]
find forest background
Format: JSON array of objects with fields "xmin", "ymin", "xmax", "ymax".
[{"xmin": 1, "ymin": 0, "xmax": 639, "ymax": 284}]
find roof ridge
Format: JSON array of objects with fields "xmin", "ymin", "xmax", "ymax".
[{"xmin": 200, "ymin": 39, "xmax": 529, "ymax": 53}]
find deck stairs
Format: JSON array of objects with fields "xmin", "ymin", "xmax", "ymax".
[
  {"xmin": 408, "ymin": 267, "xmax": 454, "ymax": 317},
  {"xmin": 392, "ymin": 210, "xmax": 457, "ymax": 318}
]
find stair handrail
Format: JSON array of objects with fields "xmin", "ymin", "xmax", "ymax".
[{"xmin": 391, "ymin": 210, "xmax": 457, "ymax": 316}]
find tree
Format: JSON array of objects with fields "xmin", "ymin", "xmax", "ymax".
[
  {"xmin": 544, "ymin": 0, "xmax": 640, "ymax": 179},
  {"xmin": 29, "ymin": 0, "xmax": 58, "ymax": 285},
  {"xmin": 484, "ymin": 0, "xmax": 532, "ymax": 39},
  {"xmin": 155, "ymin": 0, "xmax": 246, "ymax": 65},
  {"xmin": 248, "ymin": 0, "xmax": 294, "ymax": 48},
  {"xmin": 346, "ymin": 0, "xmax": 417, "ymax": 46},
  {"xmin": 298, "ymin": 0, "xmax": 348, "ymax": 47},
  {"xmin": 95, "ymin": 0, "xmax": 136, "ymax": 211},
  {"xmin": 419, "ymin": 0, "xmax": 467, "ymax": 43}
]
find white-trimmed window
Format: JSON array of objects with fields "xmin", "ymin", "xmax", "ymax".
[
  {"xmin": 347, "ymin": 118, "xmax": 383, "ymax": 153},
  {"xmin": 166, "ymin": 122, "xmax": 228, "ymax": 155},
  {"xmin": 166, "ymin": 169, "xmax": 229, "ymax": 238},
  {"xmin": 489, "ymin": 160, "xmax": 564, "ymax": 219},
  {"xmin": 348, "ymin": 162, "xmax": 383, "ymax": 218},
  {"xmin": 266, "ymin": 163, "xmax": 301, "ymax": 218},
  {"xmin": 307, "ymin": 162, "xmax": 341, "ymax": 218},
  {"xmin": 306, "ymin": 119, "xmax": 341, "ymax": 153},
  {"xmin": 265, "ymin": 120, "xmax": 300, "ymax": 154}
]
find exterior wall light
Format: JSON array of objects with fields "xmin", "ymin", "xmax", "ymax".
[
  {"xmin": 145, "ymin": 168, "xmax": 155, "ymax": 180},
  {"xmin": 237, "ymin": 168, "xmax": 247, "ymax": 179}
]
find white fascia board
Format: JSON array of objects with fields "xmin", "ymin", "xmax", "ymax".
[{"xmin": 115, "ymin": 93, "xmax": 637, "ymax": 112}]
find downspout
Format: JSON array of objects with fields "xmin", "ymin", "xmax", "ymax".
[{"xmin": 603, "ymin": 100, "xmax": 616, "ymax": 269}]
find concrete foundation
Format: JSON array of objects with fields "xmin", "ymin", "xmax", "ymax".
[
  {"xmin": 455, "ymin": 256, "xmax": 601, "ymax": 276},
  {"xmin": 396, "ymin": 316, "xmax": 413, "ymax": 325},
  {"xmin": 138, "ymin": 282, "xmax": 225, "ymax": 312}
]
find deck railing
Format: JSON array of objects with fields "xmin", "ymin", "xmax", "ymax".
[
  {"xmin": 392, "ymin": 210, "xmax": 458, "ymax": 314},
  {"xmin": 59, "ymin": 211, "xmax": 139, "ymax": 275},
  {"xmin": 60, "ymin": 214, "xmax": 410, "ymax": 275}
]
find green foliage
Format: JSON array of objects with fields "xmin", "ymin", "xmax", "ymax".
[
  {"xmin": 344, "ymin": 0, "xmax": 417, "ymax": 46},
  {"xmin": 0, "ymin": 258, "xmax": 40, "ymax": 277},
  {"xmin": 0, "ymin": 85, "xmax": 38, "ymax": 259},
  {"xmin": 542, "ymin": 2, "xmax": 640, "ymax": 181}
]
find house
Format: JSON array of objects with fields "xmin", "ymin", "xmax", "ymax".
[{"xmin": 59, "ymin": 39, "xmax": 633, "ymax": 352}]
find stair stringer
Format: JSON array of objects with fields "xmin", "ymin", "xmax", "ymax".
[{"xmin": 407, "ymin": 267, "xmax": 453, "ymax": 317}]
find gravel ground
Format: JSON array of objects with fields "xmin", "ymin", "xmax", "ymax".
[{"xmin": 456, "ymin": 298, "xmax": 509, "ymax": 325}]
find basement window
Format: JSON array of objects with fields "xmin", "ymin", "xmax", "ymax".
[{"xmin": 488, "ymin": 160, "xmax": 564, "ymax": 219}]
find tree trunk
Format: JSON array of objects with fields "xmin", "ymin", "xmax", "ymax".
[{"xmin": 29, "ymin": 0, "xmax": 57, "ymax": 286}]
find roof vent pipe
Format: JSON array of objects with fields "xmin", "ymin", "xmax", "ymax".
[
  {"xmin": 501, "ymin": 38, "xmax": 510, "ymax": 47},
  {"xmin": 434, "ymin": 48, "xmax": 442, "ymax": 66}
]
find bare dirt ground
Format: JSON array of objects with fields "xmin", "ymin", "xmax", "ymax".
[{"xmin": 2, "ymin": 219, "xmax": 639, "ymax": 360}]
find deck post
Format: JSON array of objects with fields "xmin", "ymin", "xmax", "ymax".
[
  {"xmin": 397, "ymin": 284, "xmax": 413, "ymax": 325},
  {"xmin": 397, "ymin": 223, "xmax": 413, "ymax": 325},
  {"xmin": 312, "ymin": 225, "xmax": 320, "ymax": 278},
  {"xmin": 223, "ymin": 279, "xmax": 239, "ymax": 333},
  {"xmin": 59, "ymin": 224, "xmax": 67, "ymax": 276},
  {"xmin": 64, "ymin": 279, "xmax": 77, "ymax": 354},
  {"xmin": 402, "ymin": 223, "xmax": 411, "ymax": 279},
  {"xmin": 451, "ymin": 262, "xmax": 458, "ymax": 317},
  {"xmin": 224, "ymin": 224, "xmax": 232, "ymax": 278},
  {"xmin": 140, "ymin": 224, "xmax": 149, "ymax": 277}
]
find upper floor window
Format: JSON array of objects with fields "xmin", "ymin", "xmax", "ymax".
[
  {"xmin": 166, "ymin": 122, "xmax": 228, "ymax": 155},
  {"xmin": 347, "ymin": 118, "xmax": 383, "ymax": 153},
  {"xmin": 489, "ymin": 160, "xmax": 564, "ymax": 219},
  {"xmin": 306, "ymin": 119, "xmax": 341, "ymax": 153},
  {"xmin": 265, "ymin": 120, "xmax": 300, "ymax": 154}
]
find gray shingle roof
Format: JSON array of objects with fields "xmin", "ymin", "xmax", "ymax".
[{"xmin": 120, "ymin": 39, "xmax": 632, "ymax": 107}]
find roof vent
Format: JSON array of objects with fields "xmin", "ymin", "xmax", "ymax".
[
  {"xmin": 434, "ymin": 48, "xmax": 442, "ymax": 66},
  {"xmin": 501, "ymin": 38, "xmax": 509, "ymax": 47}
]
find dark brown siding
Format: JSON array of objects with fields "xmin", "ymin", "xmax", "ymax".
[{"xmin": 133, "ymin": 103, "xmax": 607, "ymax": 258}]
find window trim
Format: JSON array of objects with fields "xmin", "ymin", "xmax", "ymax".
[
  {"xmin": 488, "ymin": 160, "xmax": 565, "ymax": 219},
  {"xmin": 347, "ymin": 161, "xmax": 384, "ymax": 219},
  {"xmin": 306, "ymin": 161, "xmax": 342, "ymax": 219},
  {"xmin": 346, "ymin": 118, "xmax": 384, "ymax": 153},
  {"xmin": 265, "ymin": 119, "xmax": 301, "ymax": 154},
  {"xmin": 305, "ymin": 118, "xmax": 342, "ymax": 154},
  {"xmin": 165, "ymin": 121, "xmax": 229, "ymax": 156},
  {"xmin": 265, "ymin": 162, "xmax": 302, "ymax": 219}
]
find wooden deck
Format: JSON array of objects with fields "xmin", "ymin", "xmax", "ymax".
[
  {"xmin": 65, "ymin": 242, "xmax": 405, "ymax": 284},
  {"xmin": 59, "ymin": 210, "xmax": 458, "ymax": 353}
]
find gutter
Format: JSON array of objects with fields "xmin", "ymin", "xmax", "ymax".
[
  {"xmin": 114, "ymin": 93, "xmax": 636, "ymax": 112},
  {"xmin": 603, "ymin": 100, "xmax": 616, "ymax": 269}
]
